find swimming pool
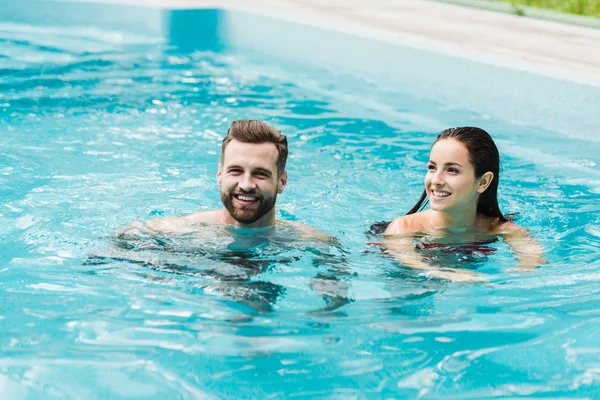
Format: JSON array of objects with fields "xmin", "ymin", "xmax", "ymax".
[{"xmin": 2, "ymin": 1, "xmax": 600, "ymax": 398}]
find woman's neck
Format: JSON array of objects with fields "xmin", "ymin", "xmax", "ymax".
[{"xmin": 429, "ymin": 208, "xmax": 479, "ymax": 231}]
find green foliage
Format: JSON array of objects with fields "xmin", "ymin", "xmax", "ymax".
[
  {"xmin": 497, "ymin": 0, "xmax": 600, "ymax": 17},
  {"xmin": 512, "ymin": 5, "xmax": 525, "ymax": 15}
]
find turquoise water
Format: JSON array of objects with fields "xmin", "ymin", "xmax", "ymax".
[{"xmin": 2, "ymin": 19, "xmax": 600, "ymax": 399}]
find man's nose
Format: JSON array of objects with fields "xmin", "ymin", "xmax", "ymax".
[{"xmin": 238, "ymin": 174, "xmax": 257, "ymax": 191}]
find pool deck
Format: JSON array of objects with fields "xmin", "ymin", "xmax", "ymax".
[{"xmin": 129, "ymin": 0, "xmax": 600, "ymax": 84}]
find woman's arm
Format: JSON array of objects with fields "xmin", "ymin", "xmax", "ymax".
[{"xmin": 500, "ymin": 223, "xmax": 546, "ymax": 270}]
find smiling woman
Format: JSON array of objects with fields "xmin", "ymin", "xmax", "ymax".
[{"xmin": 384, "ymin": 127, "xmax": 546, "ymax": 282}]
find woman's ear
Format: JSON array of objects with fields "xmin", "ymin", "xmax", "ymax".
[{"xmin": 477, "ymin": 171, "xmax": 494, "ymax": 193}]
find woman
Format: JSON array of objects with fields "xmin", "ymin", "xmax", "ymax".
[{"xmin": 384, "ymin": 127, "xmax": 545, "ymax": 282}]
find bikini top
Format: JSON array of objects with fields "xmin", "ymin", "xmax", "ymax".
[{"xmin": 416, "ymin": 238, "xmax": 498, "ymax": 256}]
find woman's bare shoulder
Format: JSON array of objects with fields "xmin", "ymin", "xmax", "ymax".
[
  {"xmin": 476, "ymin": 214, "xmax": 521, "ymax": 234},
  {"xmin": 384, "ymin": 213, "xmax": 426, "ymax": 236},
  {"xmin": 496, "ymin": 221, "xmax": 529, "ymax": 236},
  {"xmin": 482, "ymin": 216, "xmax": 521, "ymax": 235}
]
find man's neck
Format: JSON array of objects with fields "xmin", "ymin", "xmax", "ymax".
[{"xmin": 219, "ymin": 208, "xmax": 277, "ymax": 229}]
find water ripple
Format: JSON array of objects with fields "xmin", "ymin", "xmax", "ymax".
[{"xmin": 1, "ymin": 20, "xmax": 600, "ymax": 398}]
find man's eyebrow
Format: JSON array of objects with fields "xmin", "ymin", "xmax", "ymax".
[{"xmin": 254, "ymin": 167, "xmax": 273, "ymax": 175}]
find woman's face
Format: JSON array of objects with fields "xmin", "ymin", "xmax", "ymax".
[{"xmin": 425, "ymin": 139, "xmax": 491, "ymax": 214}]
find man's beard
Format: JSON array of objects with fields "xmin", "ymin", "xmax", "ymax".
[{"xmin": 221, "ymin": 191, "xmax": 277, "ymax": 225}]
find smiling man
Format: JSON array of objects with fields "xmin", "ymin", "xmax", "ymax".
[
  {"xmin": 109, "ymin": 120, "xmax": 349, "ymax": 314},
  {"xmin": 216, "ymin": 120, "xmax": 288, "ymax": 228},
  {"xmin": 134, "ymin": 119, "xmax": 328, "ymax": 239}
]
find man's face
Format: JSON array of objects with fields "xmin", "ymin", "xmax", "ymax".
[{"xmin": 217, "ymin": 140, "xmax": 287, "ymax": 227}]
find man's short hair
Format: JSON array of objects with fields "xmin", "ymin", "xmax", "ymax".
[{"xmin": 221, "ymin": 120, "xmax": 288, "ymax": 177}]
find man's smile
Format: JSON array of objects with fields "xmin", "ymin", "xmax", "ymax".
[{"xmin": 233, "ymin": 193, "xmax": 260, "ymax": 206}]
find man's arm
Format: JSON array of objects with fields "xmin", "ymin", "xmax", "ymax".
[
  {"xmin": 280, "ymin": 221, "xmax": 353, "ymax": 313},
  {"xmin": 283, "ymin": 220, "xmax": 336, "ymax": 243},
  {"xmin": 308, "ymin": 242, "xmax": 355, "ymax": 315}
]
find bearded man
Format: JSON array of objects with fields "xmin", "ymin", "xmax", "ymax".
[
  {"xmin": 127, "ymin": 119, "xmax": 329, "ymax": 239},
  {"xmin": 108, "ymin": 120, "xmax": 349, "ymax": 313}
]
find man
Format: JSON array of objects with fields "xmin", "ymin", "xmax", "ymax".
[
  {"xmin": 110, "ymin": 119, "xmax": 349, "ymax": 314},
  {"xmin": 129, "ymin": 119, "xmax": 329, "ymax": 240}
]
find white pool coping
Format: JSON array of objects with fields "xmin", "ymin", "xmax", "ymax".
[
  {"xmin": 78, "ymin": 0, "xmax": 600, "ymax": 86},
  {"xmin": 4, "ymin": 0, "xmax": 600, "ymax": 142}
]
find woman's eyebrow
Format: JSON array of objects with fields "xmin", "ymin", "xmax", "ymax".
[
  {"xmin": 444, "ymin": 162, "xmax": 463, "ymax": 167},
  {"xmin": 429, "ymin": 160, "xmax": 463, "ymax": 167}
]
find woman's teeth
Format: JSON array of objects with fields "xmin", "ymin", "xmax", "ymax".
[{"xmin": 433, "ymin": 190, "xmax": 450, "ymax": 197}]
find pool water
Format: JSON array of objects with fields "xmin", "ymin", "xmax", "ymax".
[{"xmin": 2, "ymin": 17, "xmax": 600, "ymax": 399}]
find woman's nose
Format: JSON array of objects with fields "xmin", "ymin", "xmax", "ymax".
[{"xmin": 431, "ymin": 171, "xmax": 445, "ymax": 186}]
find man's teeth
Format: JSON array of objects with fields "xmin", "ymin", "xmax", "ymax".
[
  {"xmin": 433, "ymin": 190, "xmax": 450, "ymax": 197},
  {"xmin": 237, "ymin": 195, "xmax": 257, "ymax": 201}
]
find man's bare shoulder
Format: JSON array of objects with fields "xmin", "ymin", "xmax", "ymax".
[
  {"xmin": 181, "ymin": 210, "xmax": 223, "ymax": 225},
  {"xmin": 120, "ymin": 210, "xmax": 222, "ymax": 236},
  {"xmin": 147, "ymin": 210, "xmax": 223, "ymax": 232},
  {"xmin": 280, "ymin": 220, "xmax": 334, "ymax": 242},
  {"xmin": 384, "ymin": 213, "xmax": 425, "ymax": 236}
]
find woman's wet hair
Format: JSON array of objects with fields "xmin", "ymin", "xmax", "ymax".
[
  {"xmin": 407, "ymin": 126, "xmax": 507, "ymax": 222},
  {"xmin": 366, "ymin": 220, "xmax": 391, "ymax": 237}
]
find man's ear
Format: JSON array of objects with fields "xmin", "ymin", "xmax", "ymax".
[
  {"xmin": 216, "ymin": 163, "xmax": 222, "ymax": 185},
  {"xmin": 277, "ymin": 171, "xmax": 288, "ymax": 194},
  {"xmin": 477, "ymin": 171, "xmax": 494, "ymax": 193}
]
